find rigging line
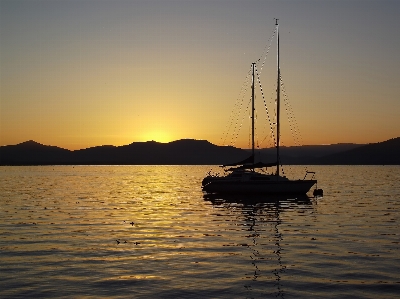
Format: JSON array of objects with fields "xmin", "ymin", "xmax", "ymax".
[
  {"xmin": 278, "ymin": 139, "xmax": 286, "ymax": 176},
  {"xmin": 280, "ymin": 73, "xmax": 308, "ymax": 173},
  {"xmin": 280, "ymin": 73, "xmax": 304, "ymax": 148},
  {"xmin": 222, "ymin": 68, "xmax": 252, "ymax": 146},
  {"xmin": 229, "ymin": 65, "xmax": 253, "ymax": 147},
  {"xmin": 230, "ymin": 72, "xmax": 253, "ymax": 147},
  {"xmin": 253, "ymin": 102, "xmax": 261, "ymax": 150},
  {"xmin": 281, "ymin": 79, "xmax": 298, "ymax": 146},
  {"xmin": 260, "ymin": 87, "xmax": 277, "ymax": 148},
  {"xmin": 257, "ymin": 27, "xmax": 277, "ymax": 76},
  {"xmin": 232, "ymin": 97, "xmax": 252, "ymax": 147},
  {"xmin": 255, "ymin": 109, "xmax": 260, "ymax": 150},
  {"xmin": 248, "ymin": 111, "xmax": 251, "ymax": 149},
  {"xmin": 255, "ymin": 64, "xmax": 276, "ymax": 149},
  {"xmin": 221, "ymin": 26, "xmax": 276, "ymax": 148},
  {"xmin": 253, "ymin": 71, "xmax": 261, "ymax": 149},
  {"xmin": 222, "ymin": 72, "xmax": 250, "ymax": 145}
]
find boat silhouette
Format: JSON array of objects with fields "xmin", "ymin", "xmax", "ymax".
[{"xmin": 202, "ymin": 20, "xmax": 318, "ymax": 195}]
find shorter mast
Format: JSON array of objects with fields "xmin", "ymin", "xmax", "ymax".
[
  {"xmin": 251, "ymin": 62, "xmax": 255, "ymax": 164},
  {"xmin": 276, "ymin": 19, "xmax": 280, "ymax": 176}
]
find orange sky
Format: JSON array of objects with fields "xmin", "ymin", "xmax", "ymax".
[{"xmin": 1, "ymin": 0, "xmax": 399, "ymax": 150}]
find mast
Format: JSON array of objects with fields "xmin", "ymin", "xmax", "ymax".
[
  {"xmin": 251, "ymin": 62, "xmax": 255, "ymax": 165},
  {"xmin": 276, "ymin": 19, "xmax": 280, "ymax": 176}
]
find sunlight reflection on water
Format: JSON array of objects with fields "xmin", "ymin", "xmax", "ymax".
[{"xmin": 0, "ymin": 165, "xmax": 399, "ymax": 298}]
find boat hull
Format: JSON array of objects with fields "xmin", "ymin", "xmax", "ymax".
[{"xmin": 202, "ymin": 179, "xmax": 317, "ymax": 195}]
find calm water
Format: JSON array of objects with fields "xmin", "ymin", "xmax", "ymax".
[{"xmin": 0, "ymin": 165, "xmax": 399, "ymax": 298}]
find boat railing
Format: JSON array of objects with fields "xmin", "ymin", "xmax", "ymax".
[{"xmin": 303, "ymin": 171, "xmax": 316, "ymax": 180}]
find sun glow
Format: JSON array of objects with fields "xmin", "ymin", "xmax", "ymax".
[{"xmin": 140, "ymin": 130, "xmax": 173, "ymax": 143}]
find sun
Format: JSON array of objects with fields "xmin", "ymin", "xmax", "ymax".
[{"xmin": 140, "ymin": 130, "xmax": 173, "ymax": 143}]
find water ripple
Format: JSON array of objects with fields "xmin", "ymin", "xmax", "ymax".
[{"xmin": 1, "ymin": 165, "xmax": 399, "ymax": 298}]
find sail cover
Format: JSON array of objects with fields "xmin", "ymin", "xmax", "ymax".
[
  {"xmin": 226, "ymin": 161, "xmax": 278, "ymax": 171},
  {"xmin": 222, "ymin": 155, "xmax": 254, "ymax": 167}
]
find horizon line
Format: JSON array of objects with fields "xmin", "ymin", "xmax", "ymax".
[{"xmin": 0, "ymin": 137, "xmax": 381, "ymax": 151}]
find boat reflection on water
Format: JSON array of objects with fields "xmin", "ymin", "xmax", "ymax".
[
  {"xmin": 203, "ymin": 193, "xmax": 314, "ymax": 298},
  {"xmin": 203, "ymin": 193, "xmax": 312, "ymax": 205}
]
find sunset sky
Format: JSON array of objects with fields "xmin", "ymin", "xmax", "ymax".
[{"xmin": 1, "ymin": 0, "xmax": 399, "ymax": 150}]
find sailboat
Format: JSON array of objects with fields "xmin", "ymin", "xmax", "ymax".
[{"xmin": 202, "ymin": 20, "xmax": 318, "ymax": 195}]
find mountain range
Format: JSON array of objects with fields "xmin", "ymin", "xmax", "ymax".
[{"xmin": 1, "ymin": 137, "xmax": 399, "ymax": 165}]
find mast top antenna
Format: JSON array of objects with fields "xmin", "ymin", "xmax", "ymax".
[{"xmin": 275, "ymin": 18, "xmax": 279, "ymax": 26}]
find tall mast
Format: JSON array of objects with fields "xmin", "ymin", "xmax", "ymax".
[
  {"xmin": 251, "ymin": 62, "xmax": 255, "ymax": 164},
  {"xmin": 276, "ymin": 19, "xmax": 280, "ymax": 176}
]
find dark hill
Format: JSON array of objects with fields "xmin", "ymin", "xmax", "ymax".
[
  {"xmin": 316, "ymin": 137, "xmax": 400, "ymax": 165},
  {"xmin": 251, "ymin": 143, "xmax": 363, "ymax": 164},
  {"xmin": 0, "ymin": 139, "xmax": 248, "ymax": 165},
  {"xmin": 1, "ymin": 137, "xmax": 399, "ymax": 165},
  {"xmin": 0, "ymin": 140, "xmax": 72, "ymax": 165},
  {"xmin": 66, "ymin": 139, "xmax": 248, "ymax": 165}
]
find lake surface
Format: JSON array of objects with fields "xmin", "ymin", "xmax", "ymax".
[{"xmin": 1, "ymin": 165, "xmax": 399, "ymax": 298}]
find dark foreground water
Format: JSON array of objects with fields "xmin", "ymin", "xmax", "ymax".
[{"xmin": 0, "ymin": 165, "xmax": 399, "ymax": 298}]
